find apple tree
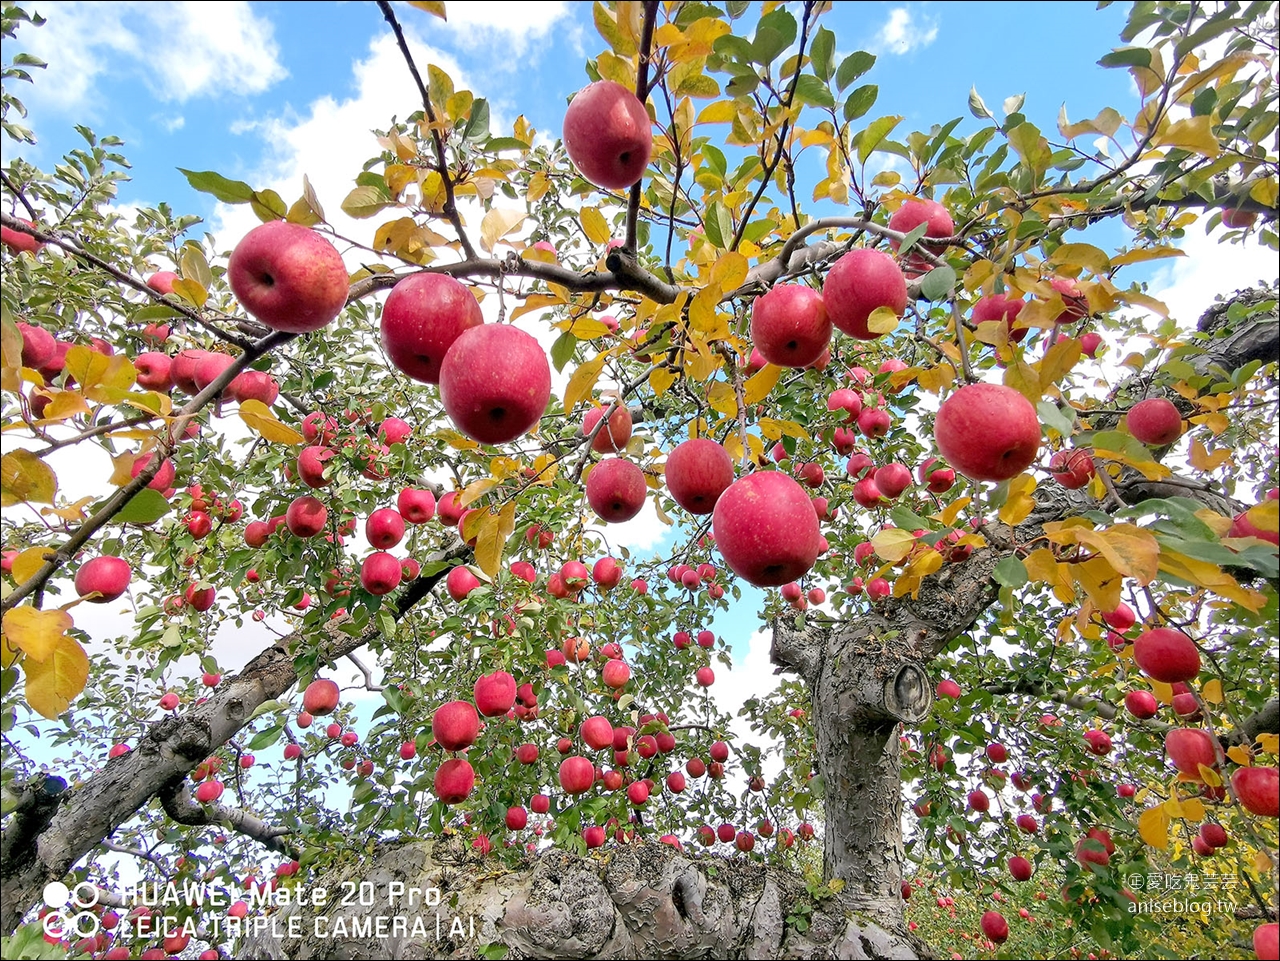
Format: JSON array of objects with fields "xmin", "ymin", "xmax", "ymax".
[{"xmin": 1, "ymin": 1, "xmax": 1278, "ymax": 959}]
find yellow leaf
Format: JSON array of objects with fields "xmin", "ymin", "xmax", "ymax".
[
  {"xmin": 1025, "ymin": 548, "xmax": 1076, "ymax": 603},
  {"xmin": 1180, "ymin": 797, "xmax": 1205, "ymax": 822},
  {"xmin": 1163, "ymin": 796, "xmax": 1184, "ymax": 817},
  {"xmin": 871, "ymin": 528, "xmax": 916, "ymax": 563},
  {"xmin": 1156, "ymin": 116, "xmax": 1220, "ymax": 158},
  {"xmin": 479, "ymin": 208, "xmax": 526, "ymax": 253},
  {"xmin": 239, "ymin": 399, "xmax": 305, "ymax": 445},
  {"xmin": 1226, "ymin": 745, "xmax": 1253, "ymax": 766},
  {"xmin": 407, "ymin": 1, "xmax": 446, "ymax": 19},
  {"xmin": 565, "ymin": 318, "xmax": 614, "ymax": 341},
  {"xmin": 1039, "ymin": 337, "xmax": 1082, "ymax": 390},
  {"xmin": 935, "ymin": 496, "xmax": 971, "ymax": 528},
  {"xmin": 696, "ymin": 101, "xmax": 736, "ymax": 124},
  {"xmin": 1198, "ymin": 764, "xmax": 1222, "ymax": 787},
  {"xmin": 108, "ymin": 451, "xmax": 139, "ymax": 488},
  {"xmin": 63, "ymin": 346, "xmax": 110, "ymax": 393},
  {"xmin": 1189, "ymin": 411, "xmax": 1230, "ymax": 436},
  {"xmin": 649, "ymin": 366, "xmax": 677, "ymax": 396},
  {"xmin": 474, "ymin": 502, "xmax": 515, "ymax": 578},
  {"xmin": 711, "ymin": 252, "xmax": 749, "ymax": 291},
  {"xmin": 866, "ymin": 306, "xmax": 899, "ymax": 335},
  {"xmin": 1, "ymin": 449, "xmax": 58, "ymax": 506},
  {"xmin": 998, "ymin": 474, "xmax": 1038, "ymax": 526},
  {"xmin": 564, "ymin": 354, "xmax": 608, "ymax": 414},
  {"xmin": 22, "ymin": 634, "xmax": 90, "ymax": 719},
  {"xmin": 1138, "ymin": 804, "xmax": 1170, "ymax": 849},
  {"xmin": 1, "ymin": 606, "xmax": 74, "ymax": 661},
  {"xmin": 1003, "ymin": 359, "xmax": 1041, "ymax": 402},
  {"xmin": 1250, "ymin": 177, "xmax": 1278, "ymax": 209},
  {"xmin": 1244, "ymin": 499, "xmax": 1278, "ymax": 534},
  {"xmin": 580, "ymin": 206, "xmax": 612, "ymax": 245},
  {"xmin": 1049, "ymin": 244, "xmax": 1110, "ymax": 273},
  {"xmin": 458, "ymin": 477, "xmax": 499, "ymax": 508},
  {"xmin": 1074, "ymin": 555, "xmax": 1124, "ymax": 612},
  {"xmin": 917, "ymin": 363, "xmax": 955, "ymax": 393},
  {"xmin": 1255, "ymin": 733, "xmax": 1278, "ymax": 754},
  {"xmin": 722, "ymin": 434, "xmax": 744, "ymax": 464},
  {"xmin": 707, "ymin": 381, "xmax": 738, "ymax": 416},
  {"xmin": 1110, "ymin": 246, "xmax": 1186, "ymax": 266},
  {"xmin": 744, "ymin": 363, "xmax": 781, "ymax": 405},
  {"xmin": 1189, "ymin": 439, "xmax": 1231, "ymax": 472},
  {"xmin": 170, "ymin": 277, "xmax": 208, "ymax": 308},
  {"xmin": 36, "ymin": 391, "xmax": 91, "ymax": 422},
  {"xmin": 1201, "ymin": 678, "xmax": 1223, "ymax": 704},
  {"xmin": 436, "ymin": 429, "xmax": 479, "ymax": 451},
  {"xmin": 1256, "ymin": 850, "xmax": 1274, "ymax": 875},
  {"xmin": 902, "ymin": 549, "xmax": 945, "ymax": 597},
  {"xmin": 688, "ymin": 284, "xmax": 725, "ymax": 336},
  {"xmin": 1150, "ymin": 680, "xmax": 1174, "ymax": 704},
  {"xmin": 11, "ymin": 547, "xmax": 53, "ymax": 584},
  {"xmin": 509, "ymin": 292, "xmax": 567, "ymax": 323}
]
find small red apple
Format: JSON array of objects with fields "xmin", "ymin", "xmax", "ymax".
[
  {"xmin": 586, "ymin": 457, "xmax": 647, "ymax": 522},
  {"xmin": 74, "ymin": 556, "xmax": 132, "ymax": 603},
  {"xmin": 1127, "ymin": 397, "xmax": 1182, "ymax": 446}
]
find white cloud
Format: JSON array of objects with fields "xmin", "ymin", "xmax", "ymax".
[
  {"xmin": 433, "ymin": 1, "xmax": 575, "ymax": 61},
  {"xmin": 1147, "ymin": 222, "xmax": 1278, "ymax": 330},
  {"xmin": 873, "ymin": 8, "xmax": 938, "ymax": 56},
  {"xmin": 18, "ymin": 1, "xmax": 285, "ymax": 115}
]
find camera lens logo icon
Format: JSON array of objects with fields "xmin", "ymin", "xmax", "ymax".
[{"xmin": 42, "ymin": 881, "xmax": 101, "ymax": 940}]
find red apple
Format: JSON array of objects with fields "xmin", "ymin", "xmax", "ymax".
[
  {"xmin": 1080, "ymin": 331, "xmax": 1102, "ymax": 357},
  {"xmin": 360, "ymin": 552, "xmax": 402, "ymax": 595},
  {"xmin": 934, "ymin": 383, "xmax": 1041, "ymax": 482},
  {"xmin": 1048, "ymin": 277, "xmax": 1089, "ymax": 323},
  {"xmin": 433, "ymin": 700, "xmax": 479, "ymax": 752},
  {"xmin": 750, "ymin": 284, "xmax": 831, "ymax": 368},
  {"xmin": 302, "ymin": 679, "xmax": 340, "ymax": 716},
  {"xmin": 875, "ymin": 463, "xmax": 912, "ymax": 498},
  {"xmin": 365, "ymin": 508, "xmax": 405, "ymax": 550},
  {"xmin": 447, "ymin": 565, "xmax": 482, "ymax": 601},
  {"xmin": 1133, "ymin": 627, "xmax": 1199, "ymax": 682},
  {"xmin": 581, "ymin": 715, "xmax": 614, "ymax": 750},
  {"xmin": 583, "ymin": 404, "xmax": 633, "ymax": 453},
  {"xmin": 712, "ymin": 471, "xmax": 820, "ymax": 587},
  {"xmin": 562, "ymin": 81, "xmax": 653, "ymax": 190},
  {"xmin": 1127, "ymin": 397, "xmax": 1182, "ymax": 446},
  {"xmin": 665, "ymin": 438, "xmax": 734, "ymax": 514},
  {"xmin": 586, "ymin": 457, "xmax": 647, "ymax": 522},
  {"xmin": 1255, "ymin": 922, "xmax": 1280, "ymax": 961},
  {"xmin": 131, "ymin": 351, "xmax": 172, "ymax": 391},
  {"xmin": 1050, "ymin": 448, "xmax": 1095, "ymax": 489},
  {"xmin": 821, "ymin": 248, "xmax": 908, "ymax": 340},
  {"xmin": 583, "ymin": 825, "xmax": 606, "ymax": 848},
  {"xmin": 980, "ymin": 910, "xmax": 1009, "ymax": 944},
  {"xmin": 889, "ymin": 198, "xmax": 953, "ymax": 250},
  {"xmin": 1199, "ymin": 823, "xmax": 1228, "ymax": 848},
  {"xmin": 380, "ymin": 273, "xmax": 483, "ymax": 384},
  {"xmin": 1009, "ymin": 856, "xmax": 1033, "ymax": 881},
  {"xmin": 193, "ymin": 352, "xmax": 236, "ymax": 392},
  {"xmin": 285, "ymin": 495, "xmax": 327, "ymax": 538},
  {"xmin": 986, "ymin": 742, "xmax": 1008, "ymax": 763},
  {"xmin": 228, "ymin": 370, "xmax": 279, "ymax": 406},
  {"xmin": 398, "ymin": 487, "xmax": 436, "ymax": 524},
  {"xmin": 473, "ymin": 670, "xmax": 516, "ymax": 716},
  {"xmin": 434, "ymin": 758, "xmax": 474, "ymax": 803},
  {"xmin": 602, "ymin": 660, "xmax": 631, "ymax": 689},
  {"xmin": 972, "ymin": 293, "xmax": 1028, "ymax": 342},
  {"xmin": 1124, "ymin": 690, "xmax": 1159, "ymax": 719},
  {"xmin": 1230, "ymin": 509, "xmax": 1280, "ymax": 546},
  {"xmin": 937, "ymin": 679, "xmax": 961, "ymax": 699},
  {"xmin": 2, "ymin": 219, "xmax": 43, "ymax": 254},
  {"xmin": 827, "ymin": 388, "xmax": 863, "ymax": 423},
  {"xmin": 1165, "ymin": 728, "xmax": 1218, "ymax": 777},
  {"xmin": 439, "ymin": 324, "xmax": 551, "ymax": 444},
  {"xmin": 559, "ymin": 755, "xmax": 595, "ymax": 794},
  {"xmin": 227, "ymin": 222, "xmax": 348, "ymax": 333},
  {"xmin": 379, "ymin": 416, "xmax": 412, "ymax": 446},
  {"xmin": 75, "ymin": 556, "xmax": 132, "ymax": 602},
  {"xmin": 1232, "ymin": 766, "xmax": 1279, "ymax": 817},
  {"xmin": 695, "ymin": 666, "xmax": 715, "ymax": 687}
]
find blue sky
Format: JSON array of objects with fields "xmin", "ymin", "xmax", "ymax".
[{"xmin": 8, "ymin": 1, "xmax": 1276, "ymax": 741}]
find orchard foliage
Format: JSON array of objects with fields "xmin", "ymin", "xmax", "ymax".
[{"xmin": 1, "ymin": 1, "xmax": 1278, "ymax": 959}]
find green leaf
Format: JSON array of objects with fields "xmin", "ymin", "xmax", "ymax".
[
  {"xmin": 844, "ymin": 86, "xmax": 881, "ymax": 125},
  {"xmin": 250, "ymin": 188, "xmax": 287, "ymax": 222},
  {"xmin": 177, "ymin": 168, "xmax": 255, "ymax": 204},
  {"xmin": 793, "ymin": 74, "xmax": 835, "ymax": 109},
  {"xmin": 133, "ymin": 304, "xmax": 183, "ymax": 322},
  {"xmin": 919, "ymin": 265, "xmax": 956, "ymax": 301},
  {"xmin": 1098, "ymin": 47, "xmax": 1153, "ymax": 69},
  {"xmin": 835, "ymin": 51, "xmax": 875, "ymax": 90},
  {"xmin": 247, "ymin": 724, "xmax": 283, "ymax": 751},
  {"xmin": 889, "ymin": 506, "xmax": 931, "ymax": 530},
  {"xmin": 751, "ymin": 9, "xmax": 797, "ymax": 64},
  {"xmin": 341, "ymin": 185, "xmax": 393, "ymax": 219},
  {"xmin": 702, "ymin": 201, "xmax": 732, "ymax": 249},
  {"xmin": 968, "ymin": 86, "xmax": 993, "ymax": 120},
  {"xmin": 550, "ymin": 331, "xmax": 578, "ymax": 373},
  {"xmin": 116, "ymin": 489, "xmax": 172, "ymax": 526},
  {"xmin": 1037, "ymin": 399, "xmax": 1076, "ymax": 438},
  {"xmin": 463, "ymin": 98, "xmax": 490, "ymax": 142},
  {"xmin": 993, "ymin": 556, "xmax": 1029, "ymax": 588},
  {"xmin": 724, "ymin": 0, "xmax": 750, "ymax": 18},
  {"xmin": 896, "ymin": 222, "xmax": 929, "ymax": 254},
  {"xmin": 809, "ymin": 27, "xmax": 836, "ymax": 82}
]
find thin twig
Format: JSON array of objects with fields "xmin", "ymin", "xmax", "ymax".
[{"xmin": 624, "ymin": 1, "xmax": 660, "ymax": 253}]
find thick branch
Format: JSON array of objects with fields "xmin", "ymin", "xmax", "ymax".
[{"xmin": 158, "ymin": 781, "xmax": 294, "ymax": 857}]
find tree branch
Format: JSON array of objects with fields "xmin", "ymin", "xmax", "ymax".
[
  {"xmin": 158, "ymin": 781, "xmax": 294, "ymax": 857},
  {"xmin": 624, "ymin": 1, "xmax": 659, "ymax": 253}
]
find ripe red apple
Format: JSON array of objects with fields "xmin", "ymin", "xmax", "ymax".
[
  {"xmin": 586, "ymin": 457, "xmax": 647, "ymax": 522},
  {"xmin": 365, "ymin": 508, "xmax": 405, "ymax": 550},
  {"xmin": 380, "ymin": 273, "xmax": 483, "ymax": 384},
  {"xmin": 986, "ymin": 742, "xmax": 1008, "ymax": 763},
  {"xmin": 857, "ymin": 407, "xmax": 891, "ymax": 438},
  {"xmin": 1048, "ymin": 277, "xmax": 1088, "ymax": 323},
  {"xmin": 1125, "ymin": 690, "xmax": 1159, "ymax": 719},
  {"xmin": 827, "ymin": 388, "xmax": 863, "ymax": 423},
  {"xmin": 360, "ymin": 552, "xmax": 402, "ymax": 595},
  {"xmin": 580, "ymin": 715, "xmax": 613, "ymax": 750},
  {"xmin": 133, "ymin": 351, "xmax": 172, "ymax": 391},
  {"xmin": 889, "ymin": 198, "xmax": 953, "ymax": 248},
  {"xmin": 875, "ymin": 463, "xmax": 912, "ymax": 498},
  {"xmin": 665, "ymin": 438, "xmax": 734, "ymax": 514},
  {"xmin": 159, "ymin": 692, "xmax": 180, "ymax": 711},
  {"xmin": 472, "ymin": 670, "xmax": 516, "ymax": 717},
  {"xmin": 227, "ymin": 221, "xmax": 348, "ymax": 333},
  {"xmin": 583, "ymin": 404, "xmax": 632, "ymax": 453},
  {"xmin": 1230, "ymin": 508, "xmax": 1280, "ymax": 545},
  {"xmin": 433, "ymin": 700, "xmax": 479, "ymax": 752},
  {"xmin": 935, "ymin": 383, "xmax": 1040, "ymax": 482},
  {"xmin": 1008, "ymin": 855, "xmax": 1033, "ymax": 881},
  {"xmin": 712, "ymin": 471, "xmax": 821, "ymax": 587},
  {"xmin": 285, "ymin": 495, "xmax": 327, "ymax": 538},
  {"xmin": 972, "ymin": 293, "xmax": 1028, "ymax": 342},
  {"xmin": 980, "ymin": 910, "xmax": 1009, "ymax": 944},
  {"xmin": 1050, "ymin": 448, "xmax": 1095, "ymax": 489},
  {"xmin": 397, "ymin": 487, "xmax": 436, "ymax": 524},
  {"xmin": 1133, "ymin": 627, "xmax": 1199, "ymax": 682},
  {"xmin": 1127, "ymin": 397, "xmax": 1182, "ymax": 446},
  {"xmin": 968, "ymin": 789, "xmax": 990, "ymax": 813},
  {"xmin": 583, "ymin": 825, "xmax": 606, "ymax": 848},
  {"xmin": 1254, "ymin": 923, "xmax": 1279, "ymax": 961},
  {"xmin": 1084, "ymin": 729, "xmax": 1112, "ymax": 755},
  {"xmin": 602, "ymin": 659, "xmax": 631, "ymax": 688},
  {"xmin": 439, "ymin": 324, "xmax": 551, "ymax": 444},
  {"xmin": 592, "ymin": 556, "xmax": 623, "ymax": 589},
  {"xmin": 1165, "ymin": 728, "xmax": 1218, "ymax": 777},
  {"xmin": 562, "ymin": 80, "xmax": 652, "ymax": 190},
  {"xmin": 1232, "ymin": 766, "xmax": 1279, "ymax": 817},
  {"xmin": 1080, "ymin": 331, "xmax": 1103, "ymax": 357},
  {"xmin": 75, "ymin": 556, "xmax": 132, "ymax": 602},
  {"xmin": 302, "ymin": 678, "xmax": 339, "ymax": 716},
  {"xmin": 625, "ymin": 779, "xmax": 650, "ymax": 806},
  {"xmin": 750, "ymin": 284, "xmax": 831, "ymax": 368},
  {"xmin": 2, "ymin": 219, "xmax": 43, "ymax": 254},
  {"xmin": 1200, "ymin": 823, "xmax": 1228, "ymax": 848},
  {"xmin": 434, "ymin": 758, "xmax": 475, "ymax": 804},
  {"xmin": 937, "ymin": 679, "xmax": 961, "ymax": 699},
  {"xmin": 559, "ymin": 755, "xmax": 595, "ymax": 794},
  {"xmin": 695, "ymin": 666, "xmax": 715, "ymax": 687},
  {"xmin": 447, "ymin": 566, "xmax": 482, "ymax": 601},
  {"xmin": 821, "ymin": 248, "xmax": 908, "ymax": 340}
]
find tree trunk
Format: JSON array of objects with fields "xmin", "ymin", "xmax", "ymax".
[{"xmin": 239, "ymin": 843, "xmax": 931, "ymax": 960}]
